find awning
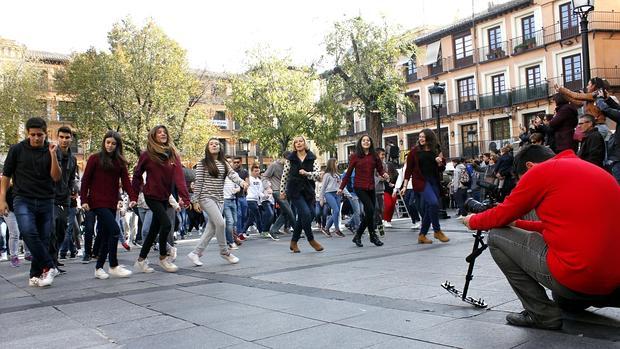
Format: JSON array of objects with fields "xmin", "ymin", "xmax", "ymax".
[
  {"xmin": 397, "ymin": 56, "xmax": 412, "ymax": 66},
  {"xmin": 423, "ymin": 41, "xmax": 441, "ymax": 65}
]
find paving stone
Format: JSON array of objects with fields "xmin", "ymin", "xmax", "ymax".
[
  {"xmin": 4, "ymin": 327, "xmax": 110, "ymax": 349},
  {"xmin": 207, "ymin": 311, "xmax": 323, "ymax": 341},
  {"xmin": 98, "ymin": 314, "xmax": 195, "ymax": 342},
  {"xmin": 170, "ymin": 302, "xmax": 270, "ymax": 326},
  {"xmin": 275, "ymin": 295, "xmax": 384, "ymax": 322},
  {"xmin": 143, "ymin": 294, "xmax": 227, "ymax": 314},
  {"xmin": 121, "ymin": 325, "xmax": 244, "ymax": 349},
  {"xmin": 337, "ymin": 307, "xmax": 454, "ymax": 337},
  {"xmin": 255, "ymin": 323, "xmax": 395, "ymax": 349},
  {"xmin": 515, "ymin": 330, "xmax": 620, "ymax": 349},
  {"xmin": 120, "ymin": 288, "xmax": 195, "ymax": 306},
  {"xmin": 56, "ymin": 298, "xmax": 160, "ymax": 327},
  {"xmin": 365, "ymin": 337, "xmax": 451, "ymax": 348}
]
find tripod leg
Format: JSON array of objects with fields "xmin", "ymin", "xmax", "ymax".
[{"xmin": 462, "ymin": 230, "xmax": 484, "ymax": 300}]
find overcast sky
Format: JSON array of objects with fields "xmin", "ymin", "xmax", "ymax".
[{"xmin": 1, "ymin": 0, "xmax": 510, "ymax": 73}]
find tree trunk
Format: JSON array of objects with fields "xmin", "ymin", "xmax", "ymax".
[{"xmin": 365, "ymin": 108, "xmax": 383, "ymax": 147}]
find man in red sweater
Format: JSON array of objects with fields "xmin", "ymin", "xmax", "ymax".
[{"xmin": 464, "ymin": 145, "xmax": 620, "ymax": 330}]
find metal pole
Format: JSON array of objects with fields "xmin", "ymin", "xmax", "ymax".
[
  {"xmin": 435, "ymin": 106, "xmax": 441, "ymax": 147},
  {"xmin": 580, "ymin": 14, "xmax": 591, "ymax": 91}
]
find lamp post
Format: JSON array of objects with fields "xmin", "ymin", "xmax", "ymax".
[
  {"xmin": 240, "ymin": 138, "xmax": 250, "ymax": 170},
  {"xmin": 572, "ymin": 0, "xmax": 595, "ymax": 90},
  {"xmin": 467, "ymin": 126, "xmax": 476, "ymax": 160},
  {"xmin": 429, "ymin": 82, "xmax": 446, "ymax": 149}
]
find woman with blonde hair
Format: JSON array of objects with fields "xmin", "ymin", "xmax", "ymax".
[
  {"xmin": 320, "ymin": 158, "xmax": 345, "ymax": 237},
  {"xmin": 132, "ymin": 125, "xmax": 190, "ymax": 273},
  {"xmin": 281, "ymin": 136, "xmax": 324, "ymax": 253}
]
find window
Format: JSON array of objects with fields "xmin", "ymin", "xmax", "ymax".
[
  {"xmin": 406, "ymin": 133, "xmax": 419, "ymax": 149},
  {"xmin": 457, "ymin": 77, "xmax": 477, "ymax": 112},
  {"xmin": 214, "ymin": 111, "xmax": 226, "ymax": 120},
  {"xmin": 406, "ymin": 58, "xmax": 417, "ymax": 81},
  {"xmin": 492, "ymin": 74, "xmax": 506, "ymax": 95},
  {"xmin": 526, "ymin": 65, "xmax": 541, "ymax": 88},
  {"xmin": 562, "ymin": 54, "xmax": 582, "ymax": 90},
  {"xmin": 488, "ymin": 26, "xmax": 502, "ymax": 50},
  {"xmin": 461, "ymin": 124, "xmax": 479, "ymax": 159},
  {"xmin": 522, "ymin": 111, "xmax": 545, "ymax": 130},
  {"xmin": 521, "ymin": 15, "xmax": 535, "ymax": 40},
  {"xmin": 405, "ymin": 91, "xmax": 421, "ymax": 123},
  {"xmin": 490, "ymin": 118, "xmax": 511, "ymax": 140},
  {"xmin": 213, "ymin": 110, "xmax": 227, "ymax": 129},
  {"xmin": 560, "ymin": 2, "xmax": 579, "ymax": 38},
  {"xmin": 454, "ymin": 32, "xmax": 474, "ymax": 68}
]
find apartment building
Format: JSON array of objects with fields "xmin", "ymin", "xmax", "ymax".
[{"xmin": 336, "ymin": 0, "xmax": 620, "ymax": 161}]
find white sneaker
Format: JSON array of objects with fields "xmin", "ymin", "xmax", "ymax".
[
  {"xmin": 38, "ymin": 268, "xmax": 56, "ymax": 287},
  {"xmin": 50, "ymin": 268, "xmax": 60, "ymax": 277},
  {"xmin": 187, "ymin": 252, "xmax": 203, "ymax": 266},
  {"xmin": 95, "ymin": 268, "xmax": 110, "ymax": 279},
  {"xmin": 134, "ymin": 259, "xmax": 155, "ymax": 273},
  {"xmin": 229, "ymin": 242, "xmax": 239, "ymax": 250},
  {"xmin": 29, "ymin": 277, "xmax": 40, "ymax": 287},
  {"xmin": 168, "ymin": 246, "xmax": 177, "ymax": 262},
  {"xmin": 220, "ymin": 253, "xmax": 239, "ymax": 264},
  {"xmin": 159, "ymin": 258, "xmax": 179, "ymax": 272},
  {"xmin": 0, "ymin": 252, "xmax": 7, "ymax": 260},
  {"xmin": 411, "ymin": 222, "xmax": 421, "ymax": 229},
  {"xmin": 108, "ymin": 265, "xmax": 132, "ymax": 278},
  {"xmin": 383, "ymin": 221, "xmax": 392, "ymax": 228}
]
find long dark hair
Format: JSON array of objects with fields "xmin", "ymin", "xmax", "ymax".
[
  {"xmin": 99, "ymin": 130, "xmax": 127, "ymax": 170},
  {"xmin": 415, "ymin": 128, "xmax": 439, "ymax": 155},
  {"xmin": 355, "ymin": 135, "xmax": 377, "ymax": 157},
  {"xmin": 201, "ymin": 138, "xmax": 228, "ymax": 177}
]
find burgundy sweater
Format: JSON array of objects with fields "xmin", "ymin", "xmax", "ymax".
[
  {"xmin": 340, "ymin": 153, "xmax": 385, "ymax": 191},
  {"xmin": 131, "ymin": 151, "xmax": 190, "ymax": 204},
  {"xmin": 80, "ymin": 154, "xmax": 137, "ymax": 209}
]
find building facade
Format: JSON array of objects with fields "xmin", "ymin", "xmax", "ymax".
[{"xmin": 335, "ymin": 0, "xmax": 620, "ymax": 162}]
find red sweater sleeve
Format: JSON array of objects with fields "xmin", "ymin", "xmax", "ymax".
[
  {"xmin": 120, "ymin": 164, "xmax": 137, "ymax": 202},
  {"xmin": 174, "ymin": 157, "xmax": 190, "ymax": 204},
  {"xmin": 79, "ymin": 155, "xmax": 97, "ymax": 206},
  {"xmin": 403, "ymin": 150, "xmax": 415, "ymax": 181},
  {"xmin": 469, "ymin": 165, "xmax": 548, "ymax": 230},
  {"xmin": 339, "ymin": 155, "xmax": 357, "ymax": 190},
  {"xmin": 132, "ymin": 152, "xmax": 147, "ymax": 196},
  {"xmin": 515, "ymin": 220, "xmax": 544, "ymax": 233}
]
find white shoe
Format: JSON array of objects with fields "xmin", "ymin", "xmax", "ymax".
[
  {"xmin": 168, "ymin": 247, "xmax": 177, "ymax": 262},
  {"xmin": 108, "ymin": 265, "xmax": 132, "ymax": 278},
  {"xmin": 220, "ymin": 253, "xmax": 239, "ymax": 264},
  {"xmin": 228, "ymin": 242, "xmax": 239, "ymax": 250},
  {"xmin": 95, "ymin": 268, "xmax": 110, "ymax": 279},
  {"xmin": 383, "ymin": 221, "xmax": 392, "ymax": 228},
  {"xmin": 456, "ymin": 215, "xmax": 465, "ymax": 220},
  {"xmin": 134, "ymin": 259, "xmax": 155, "ymax": 273},
  {"xmin": 38, "ymin": 268, "xmax": 56, "ymax": 287},
  {"xmin": 50, "ymin": 268, "xmax": 60, "ymax": 277},
  {"xmin": 411, "ymin": 222, "xmax": 421, "ymax": 229},
  {"xmin": 187, "ymin": 252, "xmax": 203, "ymax": 266},
  {"xmin": 159, "ymin": 258, "xmax": 179, "ymax": 272},
  {"xmin": 0, "ymin": 252, "xmax": 7, "ymax": 260},
  {"xmin": 29, "ymin": 277, "xmax": 40, "ymax": 287}
]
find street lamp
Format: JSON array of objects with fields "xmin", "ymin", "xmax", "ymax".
[
  {"xmin": 429, "ymin": 82, "xmax": 446, "ymax": 148},
  {"xmin": 572, "ymin": 0, "xmax": 595, "ymax": 90},
  {"xmin": 467, "ymin": 126, "xmax": 476, "ymax": 160},
  {"xmin": 239, "ymin": 138, "xmax": 250, "ymax": 170}
]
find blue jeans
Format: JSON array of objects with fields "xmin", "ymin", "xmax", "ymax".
[
  {"xmin": 404, "ymin": 189, "xmax": 421, "ymax": 223},
  {"xmin": 93, "ymin": 208, "xmax": 121, "ymax": 269},
  {"xmin": 223, "ymin": 199, "xmax": 237, "ymax": 244},
  {"xmin": 290, "ymin": 195, "xmax": 315, "ymax": 242},
  {"xmin": 178, "ymin": 209, "xmax": 188, "ymax": 237},
  {"xmin": 270, "ymin": 191, "xmax": 294, "ymax": 234},
  {"xmin": 60, "ymin": 207, "xmax": 77, "ymax": 255},
  {"xmin": 345, "ymin": 194, "xmax": 361, "ymax": 229},
  {"xmin": 419, "ymin": 178, "xmax": 441, "ymax": 235},
  {"xmin": 236, "ymin": 197, "xmax": 248, "ymax": 233},
  {"xmin": 13, "ymin": 196, "xmax": 55, "ymax": 277},
  {"xmin": 324, "ymin": 192, "xmax": 341, "ymax": 231},
  {"xmin": 243, "ymin": 200, "xmax": 263, "ymax": 233},
  {"xmin": 137, "ymin": 208, "xmax": 152, "ymax": 242},
  {"xmin": 261, "ymin": 202, "xmax": 274, "ymax": 232}
]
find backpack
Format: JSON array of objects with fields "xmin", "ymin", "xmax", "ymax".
[{"xmin": 459, "ymin": 167, "xmax": 471, "ymax": 188}]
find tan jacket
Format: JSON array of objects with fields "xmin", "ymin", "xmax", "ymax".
[{"xmin": 558, "ymin": 87, "xmax": 605, "ymax": 123}]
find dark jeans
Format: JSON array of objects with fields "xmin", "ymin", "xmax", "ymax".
[
  {"xmin": 354, "ymin": 189, "xmax": 377, "ymax": 236},
  {"xmin": 270, "ymin": 191, "xmax": 294, "ymax": 234},
  {"xmin": 403, "ymin": 189, "xmax": 421, "ymax": 223},
  {"xmin": 83, "ymin": 210, "xmax": 96, "ymax": 256},
  {"xmin": 92, "ymin": 208, "xmax": 121, "ymax": 269},
  {"xmin": 60, "ymin": 207, "xmax": 78, "ymax": 255},
  {"xmin": 236, "ymin": 196, "xmax": 248, "ymax": 233},
  {"xmin": 454, "ymin": 188, "xmax": 468, "ymax": 216},
  {"xmin": 260, "ymin": 201, "xmax": 274, "ymax": 233},
  {"xmin": 290, "ymin": 195, "xmax": 315, "ymax": 242},
  {"xmin": 243, "ymin": 200, "xmax": 263, "ymax": 233},
  {"xmin": 13, "ymin": 196, "xmax": 55, "ymax": 278},
  {"xmin": 140, "ymin": 199, "xmax": 171, "ymax": 259},
  {"xmin": 50, "ymin": 204, "xmax": 68, "ymax": 264},
  {"xmin": 419, "ymin": 178, "xmax": 441, "ymax": 235}
]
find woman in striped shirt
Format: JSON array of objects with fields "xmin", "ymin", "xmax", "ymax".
[{"xmin": 187, "ymin": 138, "xmax": 248, "ymax": 266}]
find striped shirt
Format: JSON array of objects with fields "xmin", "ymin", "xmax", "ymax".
[{"xmin": 193, "ymin": 160, "xmax": 244, "ymax": 204}]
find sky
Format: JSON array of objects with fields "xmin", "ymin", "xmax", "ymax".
[{"xmin": 1, "ymin": 0, "xmax": 511, "ymax": 73}]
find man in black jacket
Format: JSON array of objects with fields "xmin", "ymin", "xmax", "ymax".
[
  {"xmin": 596, "ymin": 95, "xmax": 620, "ymax": 184},
  {"xmin": 577, "ymin": 114, "xmax": 605, "ymax": 168}
]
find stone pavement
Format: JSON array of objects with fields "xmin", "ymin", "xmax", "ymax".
[{"xmin": 1, "ymin": 212, "xmax": 619, "ymax": 349}]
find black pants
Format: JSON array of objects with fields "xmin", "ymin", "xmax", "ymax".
[
  {"xmin": 93, "ymin": 208, "xmax": 120, "ymax": 269},
  {"xmin": 50, "ymin": 205, "xmax": 68, "ymax": 264},
  {"xmin": 139, "ymin": 199, "xmax": 171, "ymax": 259},
  {"xmin": 355, "ymin": 189, "xmax": 377, "ymax": 235}
]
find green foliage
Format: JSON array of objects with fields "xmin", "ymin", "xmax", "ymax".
[
  {"xmin": 56, "ymin": 18, "xmax": 217, "ymax": 162},
  {"xmin": 226, "ymin": 50, "xmax": 342, "ymax": 155},
  {"xmin": 0, "ymin": 62, "xmax": 42, "ymax": 150}
]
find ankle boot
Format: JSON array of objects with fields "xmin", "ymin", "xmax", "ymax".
[
  {"xmin": 418, "ymin": 234, "xmax": 433, "ymax": 244},
  {"xmin": 369, "ymin": 232, "xmax": 384, "ymax": 246},
  {"xmin": 308, "ymin": 239, "xmax": 324, "ymax": 251},
  {"xmin": 352, "ymin": 233, "xmax": 363, "ymax": 247},
  {"xmin": 290, "ymin": 241, "xmax": 300, "ymax": 253},
  {"xmin": 433, "ymin": 230, "xmax": 450, "ymax": 242}
]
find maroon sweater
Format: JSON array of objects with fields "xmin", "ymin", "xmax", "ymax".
[
  {"xmin": 340, "ymin": 153, "xmax": 385, "ymax": 191},
  {"xmin": 80, "ymin": 154, "xmax": 137, "ymax": 209},
  {"xmin": 131, "ymin": 151, "xmax": 190, "ymax": 204}
]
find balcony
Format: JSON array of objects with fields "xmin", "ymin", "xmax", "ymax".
[
  {"xmin": 512, "ymin": 82, "xmax": 549, "ymax": 104},
  {"xmin": 511, "ymin": 30, "xmax": 544, "ymax": 55},
  {"xmin": 421, "ymin": 105, "xmax": 448, "ymax": 120},
  {"xmin": 591, "ymin": 67, "xmax": 620, "ymax": 88},
  {"xmin": 447, "ymin": 98, "xmax": 477, "ymax": 114},
  {"xmin": 479, "ymin": 92, "xmax": 510, "ymax": 110},
  {"xmin": 454, "ymin": 55, "xmax": 474, "ymax": 69},
  {"xmin": 405, "ymin": 71, "xmax": 418, "ymax": 83},
  {"xmin": 404, "ymin": 106, "xmax": 422, "ymax": 124},
  {"xmin": 421, "ymin": 56, "xmax": 453, "ymax": 78},
  {"xmin": 478, "ymin": 42, "xmax": 508, "ymax": 64}
]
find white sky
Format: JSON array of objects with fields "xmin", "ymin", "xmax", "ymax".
[{"xmin": 1, "ymin": 0, "xmax": 510, "ymax": 73}]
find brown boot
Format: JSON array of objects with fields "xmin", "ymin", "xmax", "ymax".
[
  {"xmin": 290, "ymin": 241, "xmax": 300, "ymax": 253},
  {"xmin": 434, "ymin": 230, "xmax": 450, "ymax": 243},
  {"xmin": 418, "ymin": 234, "xmax": 433, "ymax": 244},
  {"xmin": 308, "ymin": 239, "xmax": 324, "ymax": 251}
]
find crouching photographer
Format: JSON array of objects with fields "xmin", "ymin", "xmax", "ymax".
[{"xmin": 463, "ymin": 145, "xmax": 620, "ymax": 330}]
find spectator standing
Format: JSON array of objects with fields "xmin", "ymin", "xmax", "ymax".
[{"xmin": 577, "ymin": 114, "xmax": 605, "ymax": 168}]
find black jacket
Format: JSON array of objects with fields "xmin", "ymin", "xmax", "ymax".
[
  {"xmin": 597, "ymin": 97, "xmax": 620, "ymax": 162},
  {"xmin": 54, "ymin": 148, "xmax": 78, "ymax": 206},
  {"xmin": 549, "ymin": 103, "xmax": 578, "ymax": 153},
  {"xmin": 578, "ymin": 128, "xmax": 605, "ymax": 168},
  {"xmin": 285, "ymin": 151, "xmax": 317, "ymax": 201},
  {"xmin": 2, "ymin": 140, "xmax": 55, "ymax": 199}
]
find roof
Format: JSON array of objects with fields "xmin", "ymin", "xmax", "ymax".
[
  {"xmin": 25, "ymin": 50, "xmax": 70, "ymax": 63},
  {"xmin": 415, "ymin": 0, "xmax": 533, "ymax": 45}
]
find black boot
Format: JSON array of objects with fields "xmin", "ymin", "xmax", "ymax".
[
  {"xmin": 369, "ymin": 232, "xmax": 384, "ymax": 246},
  {"xmin": 352, "ymin": 233, "xmax": 363, "ymax": 247}
]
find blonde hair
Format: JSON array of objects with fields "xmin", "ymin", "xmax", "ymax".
[
  {"xmin": 147, "ymin": 125, "xmax": 179, "ymax": 163},
  {"xmin": 291, "ymin": 135, "xmax": 309, "ymax": 152}
]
